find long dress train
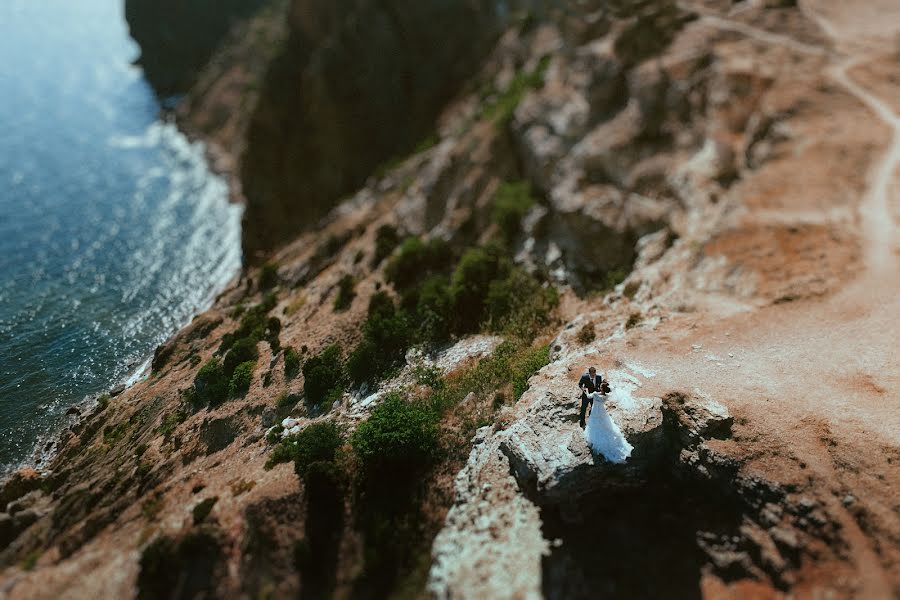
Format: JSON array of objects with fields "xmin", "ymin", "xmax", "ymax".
[{"xmin": 583, "ymin": 391, "xmax": 632, "ymax": 463}]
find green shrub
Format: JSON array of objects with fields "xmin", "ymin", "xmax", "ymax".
[
  {"xmin": 276, "ymin": 392, "xmax": 299, "ymax": 411},
  {"xmin": 228, "ymin": 361, "xmax": 255, "ymax": 397},
  {"xmin": 302, "ymin": 345, "xmax": 344, "ymax": 406},
  {"xmin": 385, "ymin": 237, "xmax": 453, "ymax": 292},
  {"xmin": 292, "ymin": 422, "xmax": 343, "ymax": 477},
  {"xmin": 259, "ymin": 263, "xmax": 279, "ymax": 290},
  {"xmin": 223, "ymin": 337, "xmax": 258, "ymax": 377},
  {"xmin": 192, "ymin": 497, "xmax": 218, "ymax": 525},
  {"xmin": 450, "ymin": 246, "xmax": 510, "ymax": 333},
  {"xmin": 372, "ymin": 224, "xmax": 401, "ymax": 268},
  {"xmin": 194, "ymin": 358, "xmax": 228, "ymax": 406},
  {"xmin": 492, "ymin": 181, "xmax": 536, "ymax": 241},
  {"xmin": 158, "ymin": 411, "xmax": 186, "ymax": 438},
  {"xmin": 283, "ymin": 346, "xmax": 301, "ymax": 377},
  {"xmin": 351, "ymin": 393, "xmax": 440, "ymax": 477},
  {"xmin": 333, "ymin": 274, "xmax": 356, "ymax": 312},
  {"xmin": 219, "ymin": 294, "xmax": 279, "ymax": 356},
  {"xmin": 415, "ymin": 275, "xmax": 453, "ymax": 345},
  {"xmin": 266, "ymin": 424, "xmax": 284, "ymax": 445},
  {"xmin": 347, "ymin": 293, "xmax": 413, "ymax": 385},
  {"xmin": 97, "ymin": 394, "xmax": 110, "ymax": 412}
]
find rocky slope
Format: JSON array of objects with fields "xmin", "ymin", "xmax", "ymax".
[{"xmin": 1, "ymin": 1, "xmax": 898, "ymax": 599}]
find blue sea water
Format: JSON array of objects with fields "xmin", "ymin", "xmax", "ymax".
[{"xmin": 0, "ymin": 0, "xmax": 243, "ymax": 473}]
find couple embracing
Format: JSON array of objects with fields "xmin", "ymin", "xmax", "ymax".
[{"xmin": 578, "ymin": 366, "xmax": 632, "ymax": 463}]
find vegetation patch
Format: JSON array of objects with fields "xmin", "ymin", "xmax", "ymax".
[
  {"xmin": 577, "ymin": 321, "xmax": 596, "ymax": 345},
  {"xmin": 283, "ymin": 346, "xmax": 301, "ymax": 377},
  {"xmin": 193, "ymin": 358, "xmax": 229, "ymax": 407},
  {"xmin": 347, "ymin": 292, "xmax": 413, "ymax": 385},
  {"xmin": 371, "ymin": 224, "xmax": 401, "ymax": 268},
  {"xmin": 333, "ymin": 274, "xmax": 356, "ymax": 312},
  {"xmin": 302, "ymin": 345, "xmax": 344, "ymax": 407},
  {"xmin": 481, "ymin": 55, "xmax": 551, "ymax": 126},
  {"xmin": 351, "ymin": 393, "xmax": 439, "ymax": 479},
  {"xmin": 228, "ymin": 361, "xmax": 255, "ymax": 397},
  {"xmin": 492, "ymin": 180, "xmax": 536, "ymax": 242},
  {"xmin": 192, "ymin": 497, "xmax": 218, "ymax": 525},
  {"xmin": 258, "ymin": 263, "xmax": 279, "ymax": 290}
]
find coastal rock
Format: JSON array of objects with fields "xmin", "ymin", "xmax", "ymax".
[{"xmin": 124, "ymin": 0, "xmax": 272, "ymax": 95}]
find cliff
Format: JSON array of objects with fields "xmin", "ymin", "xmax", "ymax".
[
  {"xmin": 238, "ymin": 0, "xmax": 508, "ymax": 261},
  {"xmin": 0, "ymin": 1, "xmax": 898, "ymax": 598},
  {"xmin": 124, "ymin": 0, "xmax": 273, "ymax": 96}
]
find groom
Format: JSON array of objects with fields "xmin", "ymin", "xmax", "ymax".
[{"xmin": 578, "ymin": 366, "xmax": 603, "ymax": 429}]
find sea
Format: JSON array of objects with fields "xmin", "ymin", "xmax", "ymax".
[{"xmin": 0, "ymin": 0, "xmax": 243, "ymax": 474}]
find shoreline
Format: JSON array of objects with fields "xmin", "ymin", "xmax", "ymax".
[{"xmin": 2, "ymin": 121, "xmax": 245, "ymax": 483}]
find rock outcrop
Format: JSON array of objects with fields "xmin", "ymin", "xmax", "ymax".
[
  {"xmin": 238, "ymin": 0, "xmax": 508, "ymax": 261},
  {"xmin": 124, "ymin": 0, "xmax": 273, "ymax": 96}
]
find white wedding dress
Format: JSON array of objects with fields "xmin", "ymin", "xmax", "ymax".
[{"xmin": 583, "ymin": 392, "xmax": 633, "ymax": 463}]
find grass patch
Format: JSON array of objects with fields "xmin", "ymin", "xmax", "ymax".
[
  {"xmin": 158, "ymin": 411, "xmax": 186, "ymax": 438},
  {"xmin": 284, "ymin": 293, "xmax": 307, "ymax": 317}
]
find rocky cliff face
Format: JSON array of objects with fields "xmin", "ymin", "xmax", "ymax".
[
  {"xmin": 238, "ymin": 0, "xmax": 508, "ymax": 261},
  {"xmin": 1, "ymin": 0, "xmax": 898, "ymax": 598},
  {"xmin": 124, "ymin": 0, "xmax": 272, "ymax": 96}
]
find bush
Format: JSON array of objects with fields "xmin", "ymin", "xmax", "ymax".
[
  {"xmin": 219, "ymin": 294, "xmax": 279, "ymax": 355},
  {"xmin": 302, "ymin": 345, "xmax": 344, "ymax": 406},
  {"xmin": 333, "ymin": 274, "xmax": 356, "ymax": 312},
  {"xmin": 228, "ymin": 361, "xmax": 255, "ymax": 397},
  {"xmin": 347, "ymin": 293, "xmax": 413, "ymax": 385},
  {"xmin": 223, "ymin": 337, "xmax": 258, "ymax": 377},
  {"xmin": 350, "ymin": 393, "xmax": 440, "ymax": 477},
  {"xmin": 492, "ymin": 181, "xmax": 536, "ymax": 242},
  {"xmin": 372, "ymin": 224, "xmax": 401, "ymax": 268},
  {"xmin": 626, "ymin": 312, "xmax": 643, "ymax": 329},
  {"xmin": 384, "ymin": 237, "xmax": 453, "ymax": 292},
  {"xmin": 415, "ymin": 275, "xmax": 453, "ymax": 345},
  {"xmin": 450, "ymin": 246, "xmax": 510, "ymax": 333},
  {"xmin": 577, "ymin": 322, "xmax": 596, "ymax": 345},
  {"xmin": 292, "ymin": 422, "xmax": 343, "ymax": 477},
  {"xmin": 194, "ymin": 358, "xmax": 228, "ymax": 406},
  {"xmin": 283, "ymin": 346, "xmax": 301, "ymax": 377},
  {"xmin": 259, "ymin": 263, "xmax": 278, "ymax": 290},
  {"xmin": 192, "ymin": 497, "xmax": 218, "ymax": 525}
]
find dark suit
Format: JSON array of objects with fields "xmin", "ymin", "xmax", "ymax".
[{"xmin": 578, "ymin": 372, "xmax": 602, "ymax": 428}]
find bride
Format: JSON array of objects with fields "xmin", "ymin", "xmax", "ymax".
[{"xmin": 584, "ymin": 381, "xmax": 632, "ymax": 463}]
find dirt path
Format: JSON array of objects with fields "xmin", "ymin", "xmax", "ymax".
[{"xmin": 602, "ymin": 3, "xmax": 900, "ymax": 595}]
